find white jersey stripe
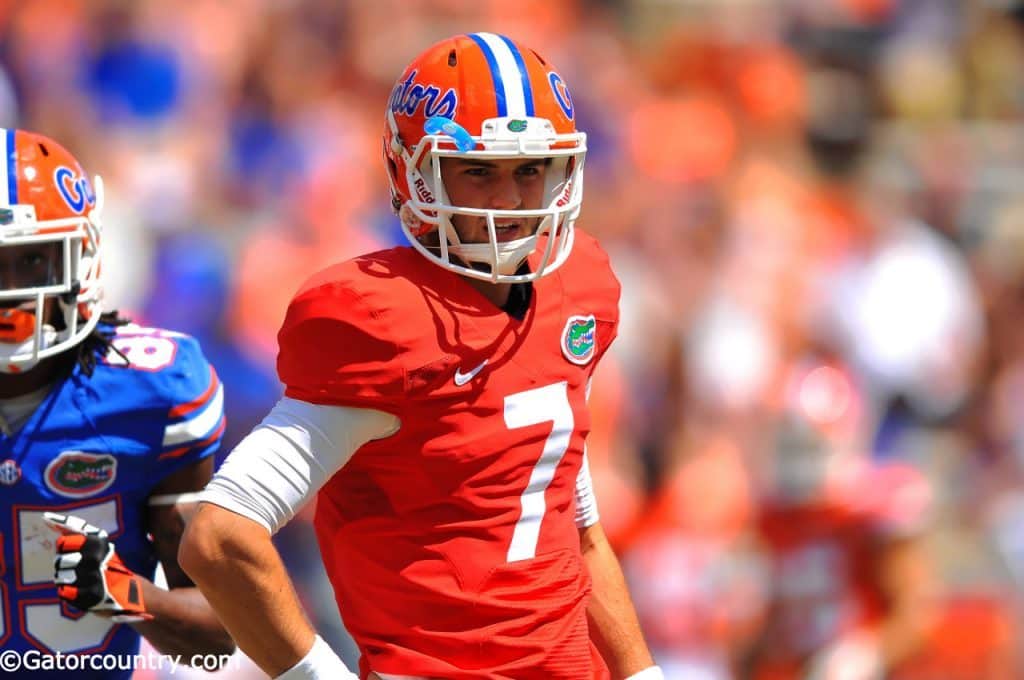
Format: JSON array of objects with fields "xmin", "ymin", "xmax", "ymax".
[
  {"xmin": 474, "ymin": 32, "xmax": 528, "ymax": 118},
  {"xmin": 162, "ymin": 384, "xmax": 224, "ymax": 447}
]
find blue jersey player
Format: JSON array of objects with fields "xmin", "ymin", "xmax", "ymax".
[{"xmin": 0, "ymin": 127, "xmax": 233, "ymax": 677}]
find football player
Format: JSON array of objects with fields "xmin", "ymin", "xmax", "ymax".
[
  {"xmin": 181, "ymin": 32, "xmax": 661, "ymax": 680},
  {"xmin": 0, "ymin": 128, "xmax": 233, "ymax": 677},
  {"xmin": 740, "ymin": 359, "xmax": 937, "ymax": 680}
]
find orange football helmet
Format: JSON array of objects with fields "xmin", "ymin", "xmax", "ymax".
[
  {"xmin": 384, "ymin": 32, "xmax": 586, "ymax": 283},
  {"xmin": 766, "ymin": 359, "xmax": 870, "ymax": 506},
  {"xmin": 0, "ymin": 128, "xmax": 103, "ymax": 372}
]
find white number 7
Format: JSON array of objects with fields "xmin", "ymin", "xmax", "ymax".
[{"xmin": 503, "ymin": 381, "xmax": 574, "ymax": 562}]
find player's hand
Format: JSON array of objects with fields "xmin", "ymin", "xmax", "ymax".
[{"xmin": 43, "ymin": 512, "xmax": 153, "ymax": 623}]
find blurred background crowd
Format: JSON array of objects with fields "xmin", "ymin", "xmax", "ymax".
[{"xmin": 4, "ymin": 0, "xmax": 1024, "ymax": 677}]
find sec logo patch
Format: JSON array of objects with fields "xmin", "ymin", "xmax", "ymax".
[{"xmin": 0, "ymin": 458, "xmax": 21, "ymax": 486}]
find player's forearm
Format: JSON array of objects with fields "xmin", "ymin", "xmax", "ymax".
[
  {"xmin": 876, "ymin": 537, "xmax": 939, "ymax": 669},
  {"xmin": 877, "ymin": 599, "xmax": 938, "ymax": 669},
  {"xmin": 580, "ymin": 523, "xmax": 656, "ymax": 679},
  {"xmin": 179, "ymin": 502, "xmax": 317, "ymax": 676},
  {"xmin": 132, "ymin": 582, "xmax": 235, "ymax": 661}
]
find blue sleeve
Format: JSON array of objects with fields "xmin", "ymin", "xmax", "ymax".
[{"xmin": 146, "ymin": 332, "xmax": 225, "ymax": 482}]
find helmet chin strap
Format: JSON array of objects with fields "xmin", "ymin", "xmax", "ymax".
[
  {"xmin": 441, "ymin": 214, "xmax": 556, "ymax": 279},
  {"xmin": 0, "ymin": 325, "xmax": 59, "ymax": 374},
  {"xmin": 447, "ymin": 234, "xmax": 537, "ymax": 277}
]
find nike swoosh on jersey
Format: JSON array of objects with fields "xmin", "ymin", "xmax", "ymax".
[{"xmin": 453, "ymin": 359, "xmax": 488, "ymax": 386}]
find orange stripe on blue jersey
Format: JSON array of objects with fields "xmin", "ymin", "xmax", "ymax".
[
  {"xmin": 168, "ymin": 365, "xmax": 219, "ymax": 419},
  {"xmin": 162, "ymin": 367, "xmax": 224, "ymax": 452},
  {"xmin": 159, "ymin": 416, "xmax": 226, "ymax": 460}
]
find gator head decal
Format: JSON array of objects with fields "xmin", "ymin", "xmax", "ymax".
[
  {"xmin": 561, "ymin": 315, "xmax": 597, "ymax": 365},
  {"xmin": 44, "ymin": 451, "xmax": 117, "ymax": 498}
]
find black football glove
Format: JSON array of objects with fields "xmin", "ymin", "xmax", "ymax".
[{"xmin": 43, "ymin": 512, "xmax": 152, "ymax": 623}]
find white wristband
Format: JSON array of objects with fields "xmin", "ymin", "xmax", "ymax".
[
  {"xmin": 274, "ymin": 635, "xmax": 359, "ymax": 680},
  {"xmin": 625, "ymin": 667, "xmax": 664, "ymax": 680}
]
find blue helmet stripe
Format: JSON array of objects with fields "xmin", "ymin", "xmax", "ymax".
[
  {"xmin": 5, "ymin": 129, "xmax": 16, "ymax": 204},
  {"xmin": 498, "ymin": 34, "xmax": 534, "ymax": 117},
  {"xmin": 468, "ymin": 33, "xmax": 507, "ymax": 117}
]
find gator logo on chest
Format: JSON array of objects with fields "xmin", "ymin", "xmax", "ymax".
[
  {"xmin": 561, "ymin": 314, "xmax": 597, "ymax": 365},
  {"xmin": 44, "ymin": 451, "xmax": 117, "ymax": 498}
]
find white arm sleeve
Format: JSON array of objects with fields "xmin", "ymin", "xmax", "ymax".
[
  {"xmin": 574, "ymin": 450, "xmax": 600, "ymax": 528},
  {"xmin": 201, "ymin": 397, "xmax": 400, "ymax": 534},
  {"xmin": 575, "ymin": 375, "xmax": 601, "ymax": 529}
]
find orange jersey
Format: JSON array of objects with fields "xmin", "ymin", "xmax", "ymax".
[
  {"xmin": 277, "ymin": 231, "xmax": 618, "ymax": 679},
  {"xmin": 757, "ymin": 502, "xmax": 885, "ymax": 660},
  {"xmin": 751, "ymin": 463, "xmax": 930, "ymax": 678}
]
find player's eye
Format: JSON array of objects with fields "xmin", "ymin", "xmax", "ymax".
[
  {"xmin": 516, "ymin": 163, "xmax": 544, "ymax": 178},
  {"xmin": 18, "ymin": 252, "xmax": 46, "ymax": 269},
  {"xmin": 11, "ymin": 248, "xmax": 58, "ymax": 287}
]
